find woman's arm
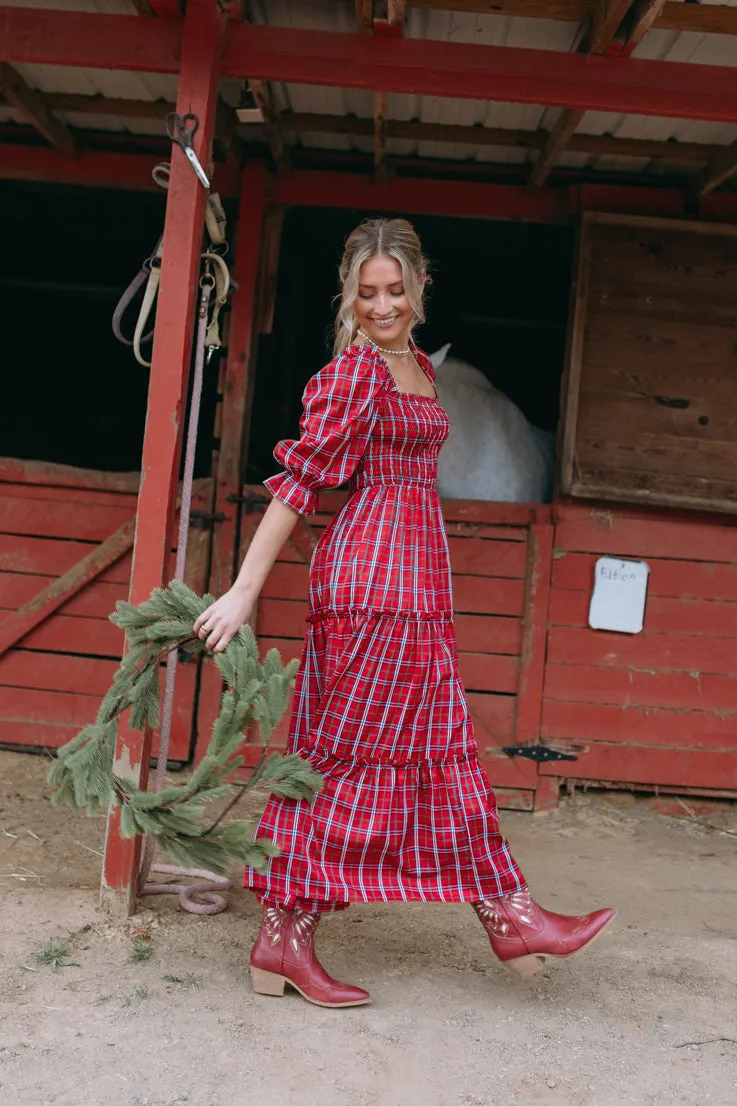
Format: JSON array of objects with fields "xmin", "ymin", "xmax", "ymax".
[{"xmin": 193, "ymin": 496, "xmax": 299, "ymax": 653}]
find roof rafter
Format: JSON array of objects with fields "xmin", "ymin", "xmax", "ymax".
[
  {"xmin": 528, "ymin": 0, "xmax": 634, "ymax": 189},
  {"xmin": 0, "ymin": 62, "xmax": 74, "ymax": 152},
  {"xmin": 3, "ymin": 12, "xmax": 737, "ymax": 124},
  {"xmin": 407, "ymin": 0, "xmax": 737, "ymax": 36},
  {"xmin": 694, "ymin": 140, "xmax": 737, "ymax": 198},
  {"xmin": 282, "ymin": 110, "xmax": 726, "ymax": 164}
]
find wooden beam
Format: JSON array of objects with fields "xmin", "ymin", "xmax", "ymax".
[
  {"xmin": 13, "ymin": 92, "xmax": 175, "ymax": 120},
  {"xmin": 248, "ymin": 79, "xmax": 285, "ymax": 164},
  {"xmin": 388, "ymin": 0, "xmax": 407, "ymax": 26},
  {"xmin": 583, "ymin": 0, "xmax": 633, "ymax": 54},
  {"xmin": 356, "ymin": 0, "xmax": 374, "ymax": 33},
  {"xmin": 407, "ymin": 0, "xmax": 737, "ymax": 37},
  {"xmin": 694, "ymin": 139, "xmax": 737, "ymax": 198},
  {"xmin": 0, "ymin": 142, "xmax": 240, "ymax": 195},
  {"xmin": 101, "ymin": 0, "xmax": 229, "ymax": 918},
  {"xmin": 622, "ymin": 0, "xmax": 668, "ymax": 52},
  {"xmin": 0, "ymin": 62, "xmax": 74, "ymax": 152},
  {"xmin": 0, "ymin": 518, "xmax": 135, "ymax": 661},
  {"xmin": 132, "ymin": 0, "xmax": 182, "ymax": 15},
  {"xmin": 528, "ymin": 0, "xmax": 635, "ymax": 188},
  {"xmin": 0, "ymin": 8, "xmax": 182, "ymax": 72},
  {"xmin": 282, "ymin": 110, "xmax": 724, "ymax": 163},
  {"xmin": 2, "ymin": 11, "xmax": 737, "ymax": 122},
  {"xmin": 373, "ymin": 90, "xmax": 388, "ymax": 179},
  {"xmin": 528, "ymin": 110, "xmax": 584, "ymax": 190},
  {"xmin": 222, "ymin": 24, "xmax": 737, "ymax": 124}
]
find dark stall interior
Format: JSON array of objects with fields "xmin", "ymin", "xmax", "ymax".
[
  {"xmin": 247, "ymin": 207, "xmax": 574, "ymax": 486},
  {"xmin": 0, "ymin": 181, "xmax": 221, "ymax": 479}
]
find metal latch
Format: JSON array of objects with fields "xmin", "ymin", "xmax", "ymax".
[
  {"xmin": 502, "ymin": 745, "xmax": 578, "ymax": 763},
  {"xmin": 189, "ymin": 508, "xmax": 227, "ymax": 530}
]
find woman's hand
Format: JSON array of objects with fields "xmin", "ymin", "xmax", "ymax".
[{"xmin": 193, "ymin": 585, "xmax": 256, "ymax": 654}]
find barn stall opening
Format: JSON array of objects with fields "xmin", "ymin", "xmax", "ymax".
[
  {"xmin": 0, "ymin": 182, "xmax": 220, "ymax": 763},
  {"xmin": 239, "ymin": 205, "xmax": 573, "ymax": 811},
  {"xmin": 3, "ymin": 0, "xmax": 737, "ymax": 909}
]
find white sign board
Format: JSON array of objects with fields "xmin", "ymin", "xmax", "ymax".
[{"xmin": 588, "ymin": 557, "xmax": 650, "ymax": 635}]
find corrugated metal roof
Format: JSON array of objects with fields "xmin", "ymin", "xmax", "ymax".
[{"xmin": 1, "ymin": 0, "xmax": 737, "ymax": 181}]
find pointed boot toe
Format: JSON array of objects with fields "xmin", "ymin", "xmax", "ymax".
[{"xmin": 473, "ymin": 891, "xmax": 617, "ymax": 978}]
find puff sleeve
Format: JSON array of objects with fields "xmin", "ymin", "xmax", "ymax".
[{"xmin": 263, "ymin": 348, "xmax": 387, "ymax": 517}]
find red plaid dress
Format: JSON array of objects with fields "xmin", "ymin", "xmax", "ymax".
[{"xmin": 245, "ymin": 344, "xmax": 524, "ymax": 911}]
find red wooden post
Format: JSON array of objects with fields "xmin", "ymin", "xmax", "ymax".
[
  {"xmin": 195, "ymin": 162, "xmax": 270, "ymax": 764},
  {"xmin": 100, "ymin": 0, "xmax": 229, "ymax": 918},
  {"xmin": 515, "ymin": 517, "xmax": 556, "ymax": 807}
]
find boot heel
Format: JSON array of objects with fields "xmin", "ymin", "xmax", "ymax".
[
  {"xmin": 506, "ymin": 953, "xmax": 546, "ymax": 978},
  {"xmin": 250, "ymin": 966, "xmax": 286, "ymax": 996}
]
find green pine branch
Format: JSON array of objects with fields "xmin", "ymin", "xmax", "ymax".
[{"xmin": 47, "ymin": 581, "xmax": 322, "ymax": 874}]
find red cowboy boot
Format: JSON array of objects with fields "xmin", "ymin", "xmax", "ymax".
[
  {"xmin": 250, "ymin": 904, "xmax": 371, "ymax": 1008},
  {"xmin": 473, "ymin": 889, "xmax": 617, "ymax": 978}
]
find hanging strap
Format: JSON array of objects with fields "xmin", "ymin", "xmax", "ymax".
[{"xmin": 137, "ymin": 279, "xmax": 232, "ymax": 915}]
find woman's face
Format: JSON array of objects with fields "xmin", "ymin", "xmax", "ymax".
[{"xmin": 353, "ymin": 254, "xmax": 414, "ymax": 349}]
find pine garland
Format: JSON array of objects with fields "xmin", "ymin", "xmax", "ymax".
[{"xmin": 47, "ymin": 580, "xmax": 322, "ymax": 875}]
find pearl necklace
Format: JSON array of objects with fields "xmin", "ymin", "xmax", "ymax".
[{"xmin": 356, "ymin": 329, "xmax": 412, "ymax": 357}]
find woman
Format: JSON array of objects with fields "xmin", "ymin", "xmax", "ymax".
[{"xmin": 194, "ymin": 219, "xmax": 616, "ymax": 1009}]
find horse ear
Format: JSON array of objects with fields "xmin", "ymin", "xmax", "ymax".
[{"xmin": 428, "ymin": 343, "xmax": 452, "ymax": 369}]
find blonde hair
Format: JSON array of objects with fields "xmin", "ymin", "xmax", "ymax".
[{"xmin": 333, "ymin": 218, "xmax": 429, "ymax": 357}]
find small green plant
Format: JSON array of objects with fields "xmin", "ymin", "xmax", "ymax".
[
  {"xmin": 32, "ymin": 938, "xmax": 79, "ymax": 971},
  {"xmin": 135, "ymin": 984, "xmax": 149, "ymax": 1000},
  {"xmin": 131, "ymin": 938, "xmax": 153, "ymax": 963},
  {"xmin": 162, "ymin": 971, "xmax": 199, "ymax": 988}
]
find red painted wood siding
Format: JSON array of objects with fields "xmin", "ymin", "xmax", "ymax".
[
  {"xmin": 0, "ymin": 474, "xmax": 210, "ymax": 760},
  {"xmin": 541, "ymin": 500, "xmax": 737, "ymax": 793}
]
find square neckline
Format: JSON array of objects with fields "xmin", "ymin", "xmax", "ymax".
[{"xmin": 349, "ymin": 342, "xmax": 439, "ymax": 402}]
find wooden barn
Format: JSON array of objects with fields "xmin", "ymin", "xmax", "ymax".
[{"xmin": 2, "ymin": 0, "xmax": 737, "ymax": 909}]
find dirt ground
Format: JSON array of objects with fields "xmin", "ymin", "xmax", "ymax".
[{"xmin": 1, "ymin": 750, "xmax": 736, "ymax": 1106}]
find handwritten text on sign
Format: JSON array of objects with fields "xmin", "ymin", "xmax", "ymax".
[{"xmin": 588, "ymin": 557, "xmax": 650, "ymax": 635}]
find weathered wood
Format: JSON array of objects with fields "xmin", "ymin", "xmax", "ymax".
[
  {"xmin": 281, "ymin": 110, "xmax": 725, "ymax": 163},
  {"xmin": 0, "ymin": 62, "xmax": 75, "ymax": 152},
  {"xmin": 542, "ymin": 699, "xmax": 737, "ymax": 748},
  {"xmin": 408, "ymin": 0, "xmax": 737, "ymax": 37},
  {"xmin": 0, "ymin": 457, "xmax": 141, "ymax": 493},
  {"xmin": 373, "ymin": 90, "xmax": 388, "ymax": 180},
  {"xmin": 550, "ymin": 588, "xmax": 737, "ymax": 638},
  {"xmin": 528, "ymin": 110, "xmax": 584, "ymax": 191},
  {"xmin": 553, "ymin": 550, "xmax": 737, "ymax": 603},
  {"xmin": 248, "ymin": 79, "xmax": 285, "ymax": 164},
  {"xmin": 560, "ymin": 212, "xmax": 737, "ymax": 513},
  {"xmin": 0, "ymin": 518, "xmax": 134, "ymax": 660},
  {"xmin": 538, "ymin": 744, "xmax": 737, "ymax": 790},
  {"xmin": 515, "ymin": 523, "xmax": 554, "ymax": 744},
  {"xmin": 545, "ymin": 663, "xmax": 737, "ymax": 712},
  {"xmin": 102, "ymin": 0, "xmax": 228, "ymax": 915},
  {"xmin": 694, "ymin": 139, "xmax": 737, "ymax": 199},
  {"xmin": 622, "ymin": 0, "xmax": 668, "ymax": 52},
  {"xmin": 356, "ymin": 0, "xmax": 374, "ymax": 33},
  {"xmin": 547, "ymin": 626, "xmax": 737, "ymax": 677},
  {"xmin": 528, "ymin": 0, "xmax": 636, "ymax": 188}
]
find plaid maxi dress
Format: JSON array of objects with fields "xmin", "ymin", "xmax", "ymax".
[{"xmin": 245, "ymin": 343, "xmax": 524, "ymax": 911}]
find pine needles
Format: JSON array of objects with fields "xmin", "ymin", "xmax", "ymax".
[{"xmin": 47, "ymin": 581, "xmax": 322, "ymax": 875}]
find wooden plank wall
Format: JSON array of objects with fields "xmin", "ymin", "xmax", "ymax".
[
  {"xmin": 0, "ymin": 467, "xmax": 211, "ymax": 761},
  {"xmin": 563, "ymin": 213, "xmax": 737, "ymax": 514},
  {"xmin": 540, "ymin": 500, "xmax": 737, "ymax": 797},
  {"xmin": 246, "ymin": 492, "xmax": 549, "ymax": 811}
]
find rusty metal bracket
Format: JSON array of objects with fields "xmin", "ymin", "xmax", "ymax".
[{"xmin": 189, "ymin": 508, "xmax": 227, "ymax": 529}]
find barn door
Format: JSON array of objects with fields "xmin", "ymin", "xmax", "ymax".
[
  {"xmin": 233, "ymin": 486, "xmax": 555, "ymax": 812},
  {"xmin": 542, "ymin": 211, "xmax": 737, "ymax": 799},
  {"xmin": 0, "ymin": 461, "xmax": 213, "ymax": 763}
]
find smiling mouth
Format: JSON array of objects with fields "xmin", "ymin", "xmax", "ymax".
[{"xmin": 370, "ymin": 316, "xmax": 399, "ymax": 328}]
